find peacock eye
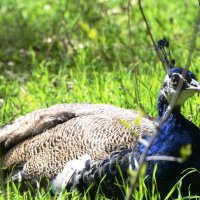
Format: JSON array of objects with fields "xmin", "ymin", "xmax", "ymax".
[
  {"xmin": 186, "ymin": 76, "xmax": 192, "ymax": 84},
  {"xmin": 171, "ymin": 74, "xmax": 180, "ymax": 86}
]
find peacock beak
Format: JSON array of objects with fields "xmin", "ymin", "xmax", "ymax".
[{"xmin": 187, "ymin": 79, "xmax": 200, "ymax": 93}]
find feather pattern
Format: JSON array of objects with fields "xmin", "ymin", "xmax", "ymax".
[{"xmin": 0, "ymin": 104, "xmax": 156, "ymax": 181}]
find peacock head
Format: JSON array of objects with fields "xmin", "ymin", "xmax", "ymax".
[{"xmin": 160, "ymin": 68, "xmax": 200, "ymax": 107}]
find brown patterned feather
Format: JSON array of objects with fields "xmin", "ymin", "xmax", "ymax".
[{"xmin": 0, "ymin": 103, "xmax": 156, "ymax": 180}]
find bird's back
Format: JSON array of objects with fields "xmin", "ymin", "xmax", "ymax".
[{"xmin": 0, "ymin": 103, "xmax": 156, "ymax": 180}]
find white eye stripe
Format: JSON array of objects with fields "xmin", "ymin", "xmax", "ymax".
[{"xmin": 169, "ymin": 73, "xmax": 189, "ymax": 86}]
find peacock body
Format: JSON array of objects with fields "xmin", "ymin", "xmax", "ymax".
[{"xmin": 67, "ymin": 68, "xmax": 200, "ymax": 198}]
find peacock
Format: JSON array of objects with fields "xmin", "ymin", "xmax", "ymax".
[
  {"xmin": 0, "ymin": 40, "xmax": 199, "ymax": 199},
  {"xmin": 65, "ymin": 67, "xmax": 200, "ymax": 198}
]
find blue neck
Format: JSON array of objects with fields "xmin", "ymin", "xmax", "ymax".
[{"xmin": 157, "ymin": 94, "xmax": 181, "ymax": 120}]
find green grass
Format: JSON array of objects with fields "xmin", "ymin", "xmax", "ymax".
[{"xmin": 0, "ymin": 0, "xmax": 200, "ymax": 199}]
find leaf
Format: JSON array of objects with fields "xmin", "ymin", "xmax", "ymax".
[
  {"xmin": 180, "ymin": 144, "xmax": 192, "ymax": 161},
  {"xmin": 134, "ymin": 110, "xmax": 144, "ymax": 127},
  {"xmin": 117, "ymin": 118, "xmax": 131, "ymax": 129}
]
